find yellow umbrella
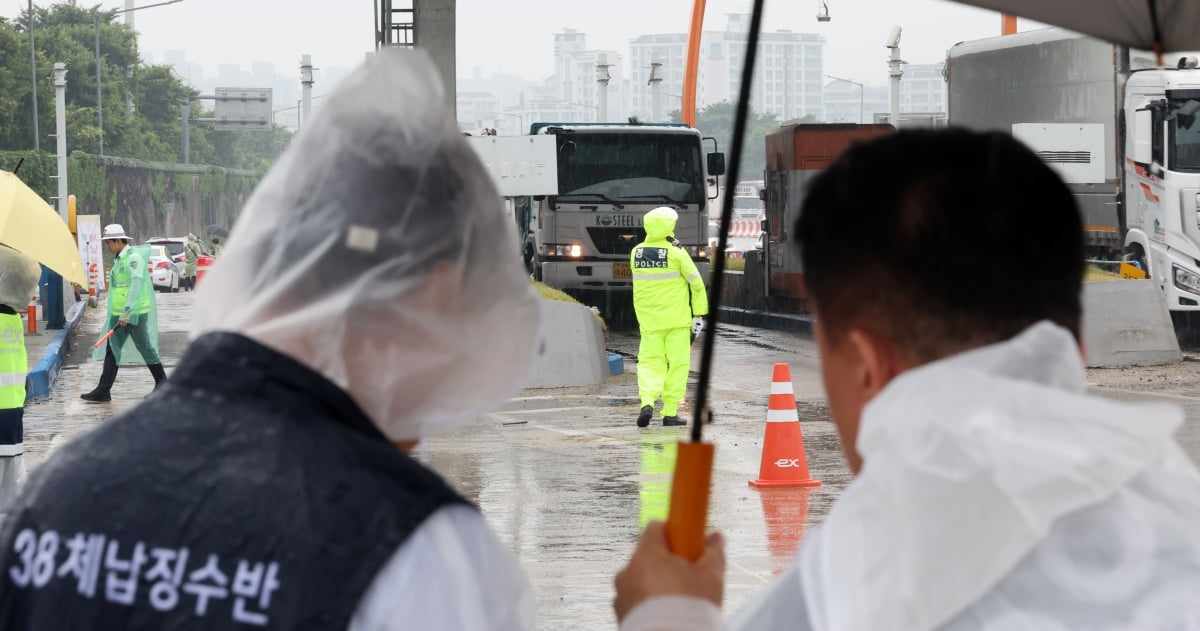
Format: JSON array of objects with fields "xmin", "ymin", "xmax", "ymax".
[{"xmin": 0, "ymin": 171, "xmax": 87, "ymax": 286}]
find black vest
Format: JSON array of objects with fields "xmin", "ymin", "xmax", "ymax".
[{"xmin": 0, "ymin": 333, "xmax": 469, "ymax": 629}]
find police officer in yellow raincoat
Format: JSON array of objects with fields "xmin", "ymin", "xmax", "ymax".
[
  {"xmin": 81, "ymin": 224, "xmax": 165, "ymax": 402},
  {"xmin": 631, "ymin": 207, "xmax": 708, "ymax": 427}
]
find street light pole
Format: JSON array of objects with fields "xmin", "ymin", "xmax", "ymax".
[
  {"xmin": 825, "ymin": 74, "xmax": 863, "ymax": 124},
  {"xmin": 95, "ymin": 0, "xmax": 184, "ymax": 156},
  {"xmin": 95, "ymin": 16, "xmax": 104, "ymax": 155},
  {"xmin": 27, "ymin": 0, "xmax": 39, "ymax": 150}
]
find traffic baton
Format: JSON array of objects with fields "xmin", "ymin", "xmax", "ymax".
[{"xmin": 92, "ymin": 327, "xmax": 118, "ymax": 349}]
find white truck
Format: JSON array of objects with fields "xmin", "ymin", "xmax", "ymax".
[
  {"xmin": 514, "ymin": 122, "xmax": 725, "ymax": 317},
  {"xmin": 948, "ymin": 28, "xmax": 1200, "ymax": 322}
]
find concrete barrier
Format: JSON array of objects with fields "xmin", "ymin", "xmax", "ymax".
[
  {"xmin": 26, "ymin": 301, "xmax": 87, "ymax": 400},
  {"xmin": 1083, "ymin": 280, "xmax": 1181, "ymax": 368},
  {"xmin": 528, "ymin": 299, "xmax": 609, "ymax": 389}
]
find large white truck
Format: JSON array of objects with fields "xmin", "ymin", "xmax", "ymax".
[
  {"xmin": 515, "ymin": 122, "xmax": 725, "ymax": 317},
  {"xmin": 947, "ymin": 29, "xmax": 1200, "ymax": 320}
]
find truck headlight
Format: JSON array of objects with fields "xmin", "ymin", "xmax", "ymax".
[
  {"xmin": 567, "ymin": 244, "xmax": 582, "ymax": 258},
  {"xmin": 1174, "ymin": 264, "xmax": 1200, "ymax": 296},
  {"xmin": 698, "ymin": 246, "xmax": 708, "ymax": 259}
]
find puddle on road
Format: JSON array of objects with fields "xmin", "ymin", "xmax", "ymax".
[{"xmin": 755, "ymin": 488, "xmax": 814, "ymax": 566}]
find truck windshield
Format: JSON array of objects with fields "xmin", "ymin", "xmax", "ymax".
[
  {"xmin": 555, "ymin": 133, "xmax": 703, "ymax": 204},
  {"xmin": 1171, "ymin": 99, "xmax": 1200, "ymax": 172}
]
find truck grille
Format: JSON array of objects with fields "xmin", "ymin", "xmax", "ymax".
[{"xmin": 587, "ymin": 227, "xmax": 643, "ymax": 255}]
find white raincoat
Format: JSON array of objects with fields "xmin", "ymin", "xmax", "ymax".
[
  {"xmin": 624, "ymin": 322, "xmax": 1200, "ymax": 631},
  {"xmin": 191, "ymin": 49, "xmax": 540, "ymax": 630}
]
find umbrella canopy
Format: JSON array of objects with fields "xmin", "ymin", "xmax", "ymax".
[
  {"xmin": 0, "ymin": 171, "xmax": 87, "ymax": 286},
  {"xmin": 945, "ymin": 0, "xmax": 1200, "ymax": 53}
]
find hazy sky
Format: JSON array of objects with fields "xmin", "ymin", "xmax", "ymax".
[{"xmin": 5, "ymin": 0, "xmax": 1039, "ymax": 87}]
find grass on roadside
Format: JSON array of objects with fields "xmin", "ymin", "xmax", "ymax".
[
  {"xmin": 1085, "ymin": 265, "xmax": 1122, "ymax": 282},
  {"xmin": 532, "ymin": 281, "xmax": 607, "ymax": 332},
  {"xmin": 723, "ymin": 257, "xmax": 746, "ymax": 272}
]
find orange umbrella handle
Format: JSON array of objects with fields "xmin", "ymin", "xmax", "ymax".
[
  {"xmin": 665, "ymin": 440, "xmax": 715, "ymax": 561},
  {"xmin": 93, "ymin": 327, "xmax": 117, "ymax": 348}
]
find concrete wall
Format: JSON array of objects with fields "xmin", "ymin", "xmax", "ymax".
[
  {"xmin": 73, "ymin": 157, "xmax": 258, "ymax": 242},
  {"xmin": 100, "ymin": 169, "xmax": 252, "ymax": 241}
]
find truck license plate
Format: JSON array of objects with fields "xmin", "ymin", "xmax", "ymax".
[{"xmin": 613, "ymin": 262, "xmax": 632, "ymax": 279}]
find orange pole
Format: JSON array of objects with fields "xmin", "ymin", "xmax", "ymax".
[
  {"xmin": 1001, "ymin": 14, "xmax": 1017, "ymax": 35},
  {"xmin": 26, "ymin": 306, "xmax": 36, "ymax": 334},
  {"xmin": 665, "ymin": 440, "xmax": 715, "ymax": 561},
  {"xmin": 682, "ymin": 0, "xmax": 707, "ymax": 126}
]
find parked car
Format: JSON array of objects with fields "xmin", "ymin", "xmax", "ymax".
[{"xmin": 148, "ymin": 245, "xmax": 181, "ymax": 293}]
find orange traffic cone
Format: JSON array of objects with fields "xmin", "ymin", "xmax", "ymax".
[{"xmin": 749, "ymin": 363, "xmax": 821, "ymax": 488}]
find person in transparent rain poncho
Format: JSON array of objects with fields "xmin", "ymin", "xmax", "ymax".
[
  {"xmin": 0, "ymin": 49, "xmax": 540, "ymax": 630},
  {"xmin": 614, "ymin": 130, "xmax": 1200, "ymax": 631}
]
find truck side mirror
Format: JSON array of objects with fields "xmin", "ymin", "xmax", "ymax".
[
  {"xmin": 758, "ymin": 188, "xmax": 766, "ymax": 201},
  {"xmin": 707, "ymin": 152, "xmax": 727, "ymax": 176},
  {"xmin": 1133, "ymin": 108, "xmax": 1153, "ymax": 165}
]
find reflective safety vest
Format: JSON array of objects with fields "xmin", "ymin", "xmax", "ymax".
[
  {"xmin": 0, "ymin": 311, "xmax": 26, "ymax": 457},
  {"xmin": 631, "ymin": 238, "xmax": 709, "ymax": 332},
  {"xmin": 109, "ymin": 246, "xmax": 152, "ymax": 318}
]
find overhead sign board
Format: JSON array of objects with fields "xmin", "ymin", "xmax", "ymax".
[
  {"xmin": 466, "ymin": 135, "xmax": 558, "ymax": 197},
  {"xmin": 213, "ymin": 87, "xmax": 273, "ymax": 131}
]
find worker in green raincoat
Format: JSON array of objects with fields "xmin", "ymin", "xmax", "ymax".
[
  {"xmin": 182, "ymin": 233, "xmax": 201, "ymax": 291},
  {"xmin": 81, "ymin": 224, "xmax": 166, "ymax": 403},
  {"xmin": 630, "ymin": 207, "xmax": 708, "ymax": 428}
]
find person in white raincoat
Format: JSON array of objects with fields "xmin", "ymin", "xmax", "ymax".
[
  {"xmin": 0, "ymin": 49, "xmax": 540, "ymax": 630},
  {"xmin": 614, "ymin": 129, "xmax": 1200, "ymax": 631}
]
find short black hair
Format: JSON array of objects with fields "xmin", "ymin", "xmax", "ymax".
[{"xmin": 797, "ymin": 129, "xmax": 1084, "ymax": 363}]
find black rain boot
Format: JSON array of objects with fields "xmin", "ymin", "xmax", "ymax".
[
  {"xmin": 81, "ymin": 346, "xmax": 118, "ymax": 403},
  {"xmin": 148, "ymin": 363, "xmax": 167, "ymax": 390},
  {"xmin": 662, "ymin": 415, "xmax": 687, "ymax": 427},
  {"xmin": 636, "ymin": 405, "xmax": 653, "ymax": 428}
]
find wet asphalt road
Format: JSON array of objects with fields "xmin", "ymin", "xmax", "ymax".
[{"xmin": 19, "ymin": 293, "xmax": 1200, "ymax": 629}]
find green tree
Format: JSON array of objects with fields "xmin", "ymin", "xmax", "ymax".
[
  {"xmin": 670, "ymin": 102, "xmax": 818, "ymax": 182},
  {"xmin": 0, "ymin": 1, "xmax": 290, "ymax": 170}
]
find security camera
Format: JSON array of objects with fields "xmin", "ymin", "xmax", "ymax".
[{"xmin": 885, "ymin": 26, "xmax": 902, "ymax": 48}]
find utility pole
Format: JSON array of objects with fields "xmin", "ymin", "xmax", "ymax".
[
  {"xmin": 300, "ymin": 55, "xmax": 314, "ymax": 129},
  {"xmin": 886, "ymin": 26, "xmax": 904, "ymax": 129},
  {"xmin": 125, "ymin": 0, "xmax": 135, "ymax": 27},
  {"xmin": 44, "ymin": 62, "xmax": 70, "ymax": 330},
  {"xmin": 95, "ymin": 16, "xmax": 105, "ymax": 156},
  {"xmin": 53, "ymin": 63, "xmax": 68, "ymax": 221},
  {"xmin": 596, "ymin": 56, "xmax": 611, "ymax": 123},
  {"xmin": 181, "ymin": 99, "xmax": 190, "ymax": 164},
  {"xmin": 649, "ymin": 62, "xmax": 663, "ymax": 122},
  {"xmin": 27, "ymin": 0, "xmax": 39, "ymax": 150}
]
